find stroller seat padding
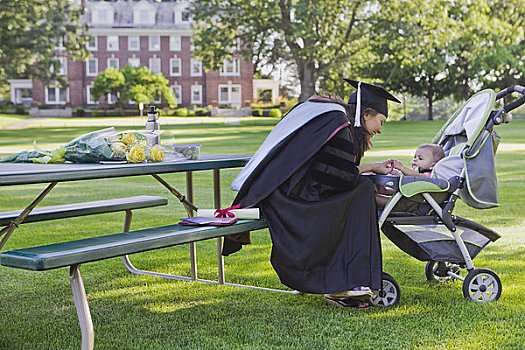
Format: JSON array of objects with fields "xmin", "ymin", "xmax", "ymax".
[{"xmin": 399, "ymin": 175, "xmax": 450, "ymax": 197}]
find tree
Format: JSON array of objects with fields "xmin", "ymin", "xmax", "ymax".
[
  {"xmin": 0, "ymin": 0, "xmax": 89, "ymax": 85},
  {"xmin": 366, "ymin": 0, "xmax": 457, "ymax": 120},
  {"xmin": 91, "ymin": 66, "xmax": 177, "ymax": 113},
  {"xmin": 190, "ymin": 0, "xmax": 373, "ymax": 102}
]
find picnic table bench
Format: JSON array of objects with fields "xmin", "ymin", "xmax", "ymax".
[{"xmin": 1, "ymin": 218, "xmax": 272, "ymax": 350}]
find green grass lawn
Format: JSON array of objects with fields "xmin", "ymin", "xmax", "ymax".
[{"xmin": 0, "ymin": 117, "xmax": 524, "ymax": 349}]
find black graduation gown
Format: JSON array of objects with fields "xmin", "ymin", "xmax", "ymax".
[{"xmin": 229, "ymin": 110, "xmax": 382, "ymax": 293}]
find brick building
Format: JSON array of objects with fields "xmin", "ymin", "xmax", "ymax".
[{"xmin": 11, "ymin": 0, "xmax": 255, "ymax": 110}]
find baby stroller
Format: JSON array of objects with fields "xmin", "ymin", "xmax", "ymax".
[{"xmin": 368, "ymin": 85, "xmax": 525, "ymax": 306}]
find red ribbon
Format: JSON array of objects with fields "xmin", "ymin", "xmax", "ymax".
[{"xmin": 214, "ymin": 204, "xmax": 241, "ymax": 218}]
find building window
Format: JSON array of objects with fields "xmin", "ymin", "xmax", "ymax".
[
  {"xmin": 107, "ymin": 92, "xmax": 118, "ymax": 104},
  {"xmin": 220, "ymin": 57, "xmax": 240, "ymax": 76},
  {"xmin": 107, "ymin": 36, "xmax": 119, "ymax": 51},
  {"xmin": 190, "ymin": 37, "xmax": 195, "ymax": 51},
  {"xmin": 181, "ymin": 11, "xmax": 190, "ymax": 22},
  {"xmin": 171, "ymin": 85, "xmax": 182, "ymax": 104},
  {"xmin": 133, "ymin": 5, "xmax": 155, "ymax": 26},
  {"xmin": 92, "ymin": 7, "xmax": 114, "ymax": 26},
  {"xmin": 169, "ymin": 36, "xmax": 181, "ymax": 51},
  {"xmin": 149, "ymin": 57, "xmax": 161, "ymax": 73},
  {"xmin": 219, "ymin": 84, "xmax": 242, "ymax": 106},
  {"xmin": 45, "ymin": 86, "xmax": 68, "ymax": 104},
  {"xmin": 169, "ymin": 58, "xmax": 181, "ymax": 76},
  {"xmin": 86, "ymin": 58, "xmax": 98, "ymax": 76},
  {"xmin": 190, "ymin": 59, "xmax": 202, "ymax": 76},
  {"xmin": 58, "ymin": 57, "xmax": 67, "ymax": 75},
  {"xmin": 128, "ymin": 57, "xmax": 140, "ymax": 67},
  {"xmin": 128, "ymin": 36, "xmax": 140, "ymax": 51},
  {"xmin": 191, "ymin": 85, "xmax": 202, "ymax": 105},
  {"xmin": 86, "ymin": 85, "xmax": 97, "ymax": 104},
  {"xmin": 87, "ymin": 36, "xmax": 97, "ymax": 50},
  {"xmin": 149, "ymin": 36, "xmax": 160, "ymax": 51},
  {"xmin": 107, "ymin": 57, "xmax": 119, "ymax": 70}
]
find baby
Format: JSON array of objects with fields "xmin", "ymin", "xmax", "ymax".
[
  {"xmin": 392, "ymin": 143, "xmax": 445, "ymax": 177},
  {"xmin": 376, "ymin": 144, "xmax": 445, "ymax": 208}
]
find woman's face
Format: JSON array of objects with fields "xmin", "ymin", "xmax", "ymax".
[{"xmin": 363, "ymin": 112, "xmax": 387, "ymax": 139}]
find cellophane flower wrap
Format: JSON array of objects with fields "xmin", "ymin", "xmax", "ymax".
[{"xmin": 1, "ymin": 127, "xmax": 164, "ymax": 164}]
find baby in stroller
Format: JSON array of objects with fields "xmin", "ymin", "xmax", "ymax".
[{"xmin": 375, "ymin": 143, "xmax": 445, "ymax": 211}]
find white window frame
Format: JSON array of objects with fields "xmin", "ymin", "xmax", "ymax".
[
  {"xmin": 218, "ymin": 84, "xmax": 242, "ymax": 106},
  {"xmin": 87, "ymin": 36, "xmax": 98, "ymax": 51},
  {"xmin": 169, "ymin": 36, "xmax": 181, "ymax": 51},
  {"xmin": 92, "ymin": 8, "xmax": 114, "ymax": 26},
  {"xmin": 149, "ymin": 57, "xmax": 161, "ymax": 73},
  {"xmin": 107, "ymin": 36, "xmax": 119, "ymax": 51},
  {"xmin": 181, "ymin": 10, "xmax": 190, "ymax": 23},
  {"xmin": 191, "ymin": 85, "xmax": 202, "ymax": 105},
  {"xmin": 86, "ymin": 85, "xmax": 97, "ymax": 105},
  {"xmin": 45, "ymin": 86, "xmax": 69, "ymax": 105},
  {"xmin": 107, "ymin": 92, "xmax": 118, "ymax": 104},
  {"xmin": 220, "ymin": 57, "xmax": 240, "ymax": 76},
  {"xmin": 169, "ymin": 57, "xmax": 182, "ymax": 76},
  {"xmin": 149, "ymin": 36, "xmax": 161, "ymax": 51},
  {"xmin": 128, "ymin": 36, "xmax": 140, "ymax": 51},
  {"xmin": 171, "ymin": 85, "xmax": 182, "ymax": 104},
  {"xmin": 58, "ymin": 57, "xmax": 67, "ymax": 76},
  {"xmin": 86, "ymin": 58, "xmax": 98, "ymax": 76},
  {"xmin": 107, "ymin": 57, "xmax": 119, "ymax": 70},
  {"xmin": 190, "ymin": 58, "xmax": 202, "ymax": 77},
  {"xmin": 128, "ymin": 57, "xmax": 140, "ymax": 67}
]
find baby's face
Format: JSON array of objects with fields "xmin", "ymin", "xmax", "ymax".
[{"xmin": 411, "ymin": 147, "xmax": 436, "ymax": 170}]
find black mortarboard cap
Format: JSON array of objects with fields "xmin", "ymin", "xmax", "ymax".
[{"xmin": 344, "ymin": 78, "xmax": 401, "ymax": 127}]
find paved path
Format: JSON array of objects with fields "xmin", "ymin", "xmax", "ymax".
[{"xmin": 2, "ymin": 118, "xmax": 41, "ymax": 130}]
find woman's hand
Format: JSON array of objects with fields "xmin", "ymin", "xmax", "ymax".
[{"xmin": 358, "ymin": 159, "xmax": 395, "ymax": 175}]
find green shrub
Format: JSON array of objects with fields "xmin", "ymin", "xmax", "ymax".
[
  {"xmin": 252, "ymin": 108, "xmax": 262, "ymax": 117},
  {"xmin": 195, "ymin": 108, "xmax": 207, "ymax": 116},
  {"xmin": 187, "ymin": 109, "xmax": 196, "ymax": 116},
  {"xmin": 15, "ymin": 105, "xmax": 26, "ymax": 115},
  {"xmin": 91, "ymin": 110, "xmax": 103, "ymax": 118},
  {"xmin": 269, "ymin": 108, "xmax": 283, "ymax": 118},
  {"xmin": 75, "ymin": 108, "xmax": 85, "ymax": 117},
  {"xmin": 176, "ymin": 108, "xmax": 188, "ymax": 117}
]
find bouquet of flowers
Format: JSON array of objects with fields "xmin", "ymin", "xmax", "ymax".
[{"xmin": 0, "ymin": 127, "xmax": 165, "ymax": 164}]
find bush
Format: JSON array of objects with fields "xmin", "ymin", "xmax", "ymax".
[
  {"xmin": 195, "ymin": 108, "xmax": 207, "ymax": 116},
  {"xmin": 15, "ymin": 105, "xmax": 26, "ymax": 115},
  {"xmin": 91, "ymin": 110, "xmax": 103, "ymax": 118},
  {"xmin": 176, "ymin": 108, "xmax": 188, "ymax": 117},
  {"xmin": 251, "ymin": 108, "xmax": 262, "ymax": 117},
  {"xmin": 187, "ymin": 109, "xmax": 195, "ymax": 116},
  {"xmin": 269, "ymin": 108, "xmax": 283, "ymax": 118},
  {"xmin": 75, "ymin": 108, "xmax": 85, "ymax": 117}
]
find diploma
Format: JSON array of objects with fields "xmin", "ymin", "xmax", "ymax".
[{"xmin": 197, "ymin": 208, "xmax": 260, "ymax": 219}]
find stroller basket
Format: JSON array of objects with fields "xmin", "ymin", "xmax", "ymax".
[{"xmin": 382, "ymin": 221, "xmax": 491, "ymax": 264}]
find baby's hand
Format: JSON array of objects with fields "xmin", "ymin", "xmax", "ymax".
[{"xmin": 392, "ymin": 159, "xmax": 404, "ymax": 169}]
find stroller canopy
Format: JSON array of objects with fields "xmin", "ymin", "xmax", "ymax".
[{"xmin": 431, "ymin": 89, "xmax": 499, "ymax": 209}]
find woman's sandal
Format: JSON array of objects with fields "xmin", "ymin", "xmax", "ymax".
[{"xmin": 324, "ymin": 295, "xmax": 371, "ymax": 309}]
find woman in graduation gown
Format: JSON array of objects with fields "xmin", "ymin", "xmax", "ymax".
[{"xmin": 225, "ymin": 79, "xmax": 401, "ymax": 307}]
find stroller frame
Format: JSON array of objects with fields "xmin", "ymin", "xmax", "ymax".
[{"xmin": 369, "ymin": 85, "xmax": 525, "ymax": 306}]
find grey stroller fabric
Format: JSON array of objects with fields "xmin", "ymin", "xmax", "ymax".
[{"xmin": 432, "ymin": 89, "xmax": 500, "ymax": 209}]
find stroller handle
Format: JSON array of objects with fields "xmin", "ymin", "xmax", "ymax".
[{"xmin": 495, "ymin": 85, "xmax": 525, "ymax": 113}]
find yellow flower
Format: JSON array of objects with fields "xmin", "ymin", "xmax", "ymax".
[
  {"xmin": 126, "ymin": 144, "xmax": 146, "ymax": 163},
  {"xmin": 120, "ymin": 133, "xmax": 137, "ymax": 145},
  {"xmin": 111, "ymin": 142, "xmax": 127, "ymax": 154},
  {"xmin": 148, "ymin": 144, "xmax": 165, "ymax": 162}
]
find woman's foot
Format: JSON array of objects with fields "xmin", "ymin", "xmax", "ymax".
[
  {"xmin": 324, "ymin": 295, "xmax": 371, "ymax": 308},
  {"xmin": 326, "ymin": 286, "xmax": 373, "ymax": 299}
]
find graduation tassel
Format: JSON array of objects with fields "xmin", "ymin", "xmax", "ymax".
[{"xmin": 354, "ymin": 81, "xmax": 362, "ymax": 127}]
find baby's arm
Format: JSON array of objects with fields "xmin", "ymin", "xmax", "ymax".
[{"xmin": 393, "ymin": 160, "xmax": 429, "ymax": 177}]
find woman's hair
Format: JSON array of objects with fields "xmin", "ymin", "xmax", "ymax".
[{"xmin": 308, "ymin": 95, "xmax": 375, "ymax": 164}]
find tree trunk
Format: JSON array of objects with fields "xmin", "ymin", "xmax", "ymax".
[
  {"xmin": 297, "ymin": 59, "xmax": 317, "ymax": 102},
  {"xmin": 426, "ymin": 77, "xmax": 434, "ymax": 121}
]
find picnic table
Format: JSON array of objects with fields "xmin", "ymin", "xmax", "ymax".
[{"xmin": 0, "ymin": 154, "xmax": 284, "ymax": 349}]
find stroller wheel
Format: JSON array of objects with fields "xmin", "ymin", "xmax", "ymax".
[
  {"xmin": 425, "ymin": 261, "xmax": 460, "ymax": 283},
  {"xmin": 370, "ymin": 272, "xmax": 401, "ymax": 307},
  {"xmin": 462, "ymin": 268, "xmax": 502, "ymax": 302}
]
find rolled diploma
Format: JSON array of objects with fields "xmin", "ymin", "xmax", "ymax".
[{"xmin": 197, "ymin": 208, "xmax": 260, "ymax": 219}]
